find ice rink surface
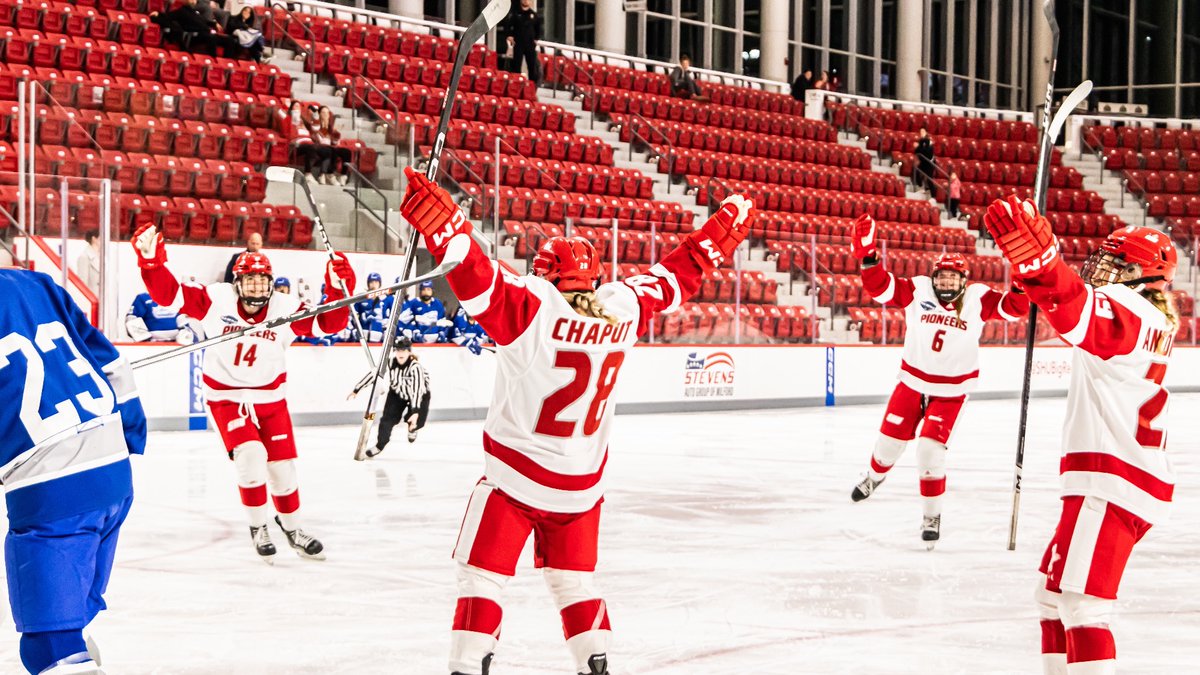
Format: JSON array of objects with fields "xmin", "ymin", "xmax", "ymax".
[{"xmin": 2, "ymin": 395, "xmax": 1198, "ymax": 674}]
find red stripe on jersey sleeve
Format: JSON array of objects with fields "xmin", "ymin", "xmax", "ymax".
[
  {"xmin": 142, "ymin": 264, "xmax": 212, "ymax": 319},
  {"xmin": 980, "ymin": 287, "xmax": 1030, "ymax": 321},
  {"xmin": 1017, "ymin": 258, "xmax": 1142, "ymax": 358},
  {"xmin": 1060, "ymin": 452, "xmax": 1175, "ymax": 501},
  {"xmin": 448, "ymin": 236, "xmax": 540, "ymax": 346},
  {"xmin": 484, "ymin": 434, "xmax": 608, "ymax": 491},
  {"xmin": 861, "ymin": 263, "xmax": 915, "ymax": 307}
]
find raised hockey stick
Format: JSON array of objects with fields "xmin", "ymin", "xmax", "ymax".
[
  {"xmin": 264, "ymin": 165, "xmax": 377, "ymax": 371},
  {"xmin": 1007, "ymin": 0, "xmax": 1093, "ymax": 551},
  {"xmin": 352, "ymin": 0, "xmax": 511, "ymax": 461},
  {"xmin": 129, "ymin": 261, "xmax": 459, "ymax": 370}
]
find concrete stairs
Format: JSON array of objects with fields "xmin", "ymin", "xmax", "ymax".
[
  {"xmin": 1061, "ymin": 152, "xmax": 1149, "ymax": 228},
  {"xmin": 539, "ymin": 86, "xmax": 832, "ymax": 336},
  {"xmin": 270, "ymin": 49, "xmax": 405, "ymax": 253}
]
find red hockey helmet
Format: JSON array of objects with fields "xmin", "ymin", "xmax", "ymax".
[
  {"xmin": 1082, "ymin": 225, "xmax": 1176, "ymax": 291},
  {"xmin": 532, "ymin": 236, "xmax": 604, "ymax": 292},
  {"xmin": 233, "ymin": 251, "xmax": 274, "ymax": 308},
  {"xmin": 932, "ymin": 252, "xmax": 969, "ymax": 303},
  {"xmin": 933, "ymin": 252, "xmax": 970, "ymax": 277}
]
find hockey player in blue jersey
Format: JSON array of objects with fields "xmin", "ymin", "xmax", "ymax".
[
  {"xmin": 449, "ymin": 306, "xmax": 491, "ymax": 355},
  {"xmin": 124, "ymin": 292, "xmax": 185, "ymax": 342},
  {"xmin": 354, "ymin": 272, "xmax": 388, "ymax": 342},
  {"xmin": 399, "ymin": 279, "xmax": 450, "ymax": 343},
  {"xmin": 0, "ymin": 268, "xmax": 147, "ymax": 675}
]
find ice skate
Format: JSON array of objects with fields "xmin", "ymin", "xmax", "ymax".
[
  {"xmin": 851, "ymin": 474, "xmax": 884, "ymax": 502},
  {"xmin": 40, "ymin": 658, "xmax": 104, "ymax": 674},
  {"xmin": 250, "ymin": 523, "xmax": 276, "ymax": 565},
  {"xmin": 921, "ymin": 514, "xmax": 941, "ymax": 550},
  {"xmin": 407, "ymin": 429, "xmax": 418, "ymax": 443},
  {"xmin": 275, "ymin": 516, "xmax": 326, "ymax": 560},
  {"xmin": 580, "ymin": 654, "xmax": 609, "ymax": 675},
  {"xmin": 364, "ymin": 444, "xmax": 385, "ymax": 459},
  {"xmin": 451, "ymin": 652, "xmax": 492, "ymax": 675}
]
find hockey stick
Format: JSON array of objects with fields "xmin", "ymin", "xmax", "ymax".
[
  {"xmin": 264, "ymin": 165, "xmax": 377, "ymax": 371},
  {"xmin": 352, "ymin": 0, "xmax": 511, "ymax": 461},
  {"xmin": 1007, "ymin": 0, "xmax": 1092, "ymax": 551},
  {"xmin": 129, "ymin": 261, "xmax": 459, "ymax": 370}
]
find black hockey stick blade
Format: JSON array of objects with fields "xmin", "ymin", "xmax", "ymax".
[{"xmin": 130, "ymin": 260, "xmax": 459, "ymax": 370}]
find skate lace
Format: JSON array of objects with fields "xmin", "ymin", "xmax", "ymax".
[
  {"xmin": 291, "ymin": 529, "xmax": 315, "ymax": 547},
  {"xmin": 253, "ymin": 526, "xmax": 270, "ymax": 546},
  {"xmin": 923, "ymin": 515, "xmax": 940, "ymax": 528}
]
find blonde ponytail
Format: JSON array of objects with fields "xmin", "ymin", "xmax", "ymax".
[
  {"xmin": 1144, "ymin": 289, "xmax": 1180, "ymax": 333},
  {"xmin": 562, "ymin": 291, "xmax": 619, "ymax": 326}
]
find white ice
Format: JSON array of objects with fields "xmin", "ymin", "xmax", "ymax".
[{"xmin": 2, "ymin": 395, "xmax": 1198, "ymax": 674}]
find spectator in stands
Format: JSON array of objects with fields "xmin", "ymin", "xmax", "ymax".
[
  {"xmin": 947, "ymin": 171, "xmax": 962, "ymax": 219},
  {"xmin": 501, "ymin": 0, "xmax": 543, "ymax": 83},
  {"xmin": 813, "ymin": 70, "xmax": 830, "ymax": 90},
  {"xmin": 154, "ymin": 0, "xmax": 237, "ymax": 56},
  {"xmin": 829, "ymin": 69, "xmax": 842, "ymax": 92},
  {"xmin": 226, "ymin": 5, "xmax": 266, "ymax": 63},
  {"xmin": 75, "ymin": 231, "xmax": 101, "ymax": 294},
  {"xmin": 195, "ymin": 0, "xmax": 229, "ymax": 31},
  {"xmin": 125, "ymin": 292, "xmax": 187, "ymax": 342},
  {"xmin": 273, "ymin": 277, "xmax": 292, "ymax": 295},
  {"xmin": 222, "ymin": 231, "xmax": 263, "ymax": 283},
  {"xmin": 914, "ymin": 127, "xmax": 936, "ymax": 192},
  {"xmin": 670, "ymin": 54, "xmax": 709, "ymax": 101},
  {"xmin": 279, "ymin": 101, "xmax": 327, "ymax": 184},
  {"xmin": 314, "ymin": 106, "xmax": 353, "ymax": 186},
  {"xmin": 791, "ymin": 68, "xmax": 813, "ymax": 102}
]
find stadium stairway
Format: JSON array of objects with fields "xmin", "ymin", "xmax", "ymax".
[
  {"xmin": 268, "ymin": 48, "xmax": 404, "ymax": 253},
  {"xmin": 537, "ymin": 84, "xmax": 827, "ymax": 327}
]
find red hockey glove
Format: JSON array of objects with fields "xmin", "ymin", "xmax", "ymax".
[
  {"xmin": 131, "ymin": 220, "xmax": 166, "ymax": 270},
  {"xmin": 400, "ymin": 166, "xmax": 473, "ymax": 258},
  {"xmin": 324, "ymin": 251, "xmax": 356, "ymax": 300},
  {"xmin": 685, "ymin": 194, "xmax": 755, "ymax": 268},
  {"xmin": 849, "ymin": 212, "xmax": 879, "ymax": 262},
  {"xmin": 983, "ymin": 195, "xmax": 1058, "ymax": 277}
]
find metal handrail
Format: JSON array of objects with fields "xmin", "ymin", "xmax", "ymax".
[
  {"xmin": 271, "ymin": 0, "xmax": 788, "ymax": 94},
  {"xmin": 342, "ymin": 163, "xmax": 393, "ymax": 251},
  {"xmin": 492, "ymin": 136, "xmax": 575, "ymax": 196},
  {"xmin": 440, "ymin": 149, "xmax": 494, "ymax": 232},
  {"xmin": 346, "ymin": 75, "xmax": 410, "ymax": 167},
  {"xmin": 550, "ymin": 57, "xmax": 598, "ymax": 131},
  {"xmin": 624, "ymin": 112, "xmax": 676, "ymax": 195},
  {"xmin": 266, "ymin": 2, "xmax": 318, "ymax": 90}
]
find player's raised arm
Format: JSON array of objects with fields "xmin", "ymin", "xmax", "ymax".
[
  {"xmin": 290, "ymin": 252, "xmax": 357, "ymax": 338},
  {"xmin": 979, "ymin": 284, "xmax": 1031, "ymax": 323},
  {"xmin": 852, "ymin": 213, "xmax": 915, "ymax": 307},
  {"xmin": 131, "ymin": 222, "xmax": 212, "ymax": 320},
  {"xmin": 399, "ymin": 166, "xmax": 539, "ymax": 345},
  {"xmin": 604, "ymin": 195, "xmax": 754, "ymax": 337},
  {"xmin": 982, "ymin": 196, "xmax": 1174, "ymax": 358}
]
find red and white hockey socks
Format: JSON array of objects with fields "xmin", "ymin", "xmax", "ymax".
[
  {"xmin": 916, "ymin": 438, "xmax": 947, "ymax": 517},
  {"xmin": 232, "ymin": 442, "xmax": 270, "ymax": 526},
  {"xmin": 1038, "ymin": 586, "xmax": 1116, "ymax": 675},
  {"xmin": 867, "ymin": 436, "xmax": 907, "ymax": 481},
  {"xmin": 544, "ymin": 569, "xmax": 612, "ymax": 672},
  {"xmin": 267, "ymin": 459, "xmax": 302, "ymax": 531},
  {"xmin": 450, "ymin": 564, "xmax": 509, "ymax": 675}
]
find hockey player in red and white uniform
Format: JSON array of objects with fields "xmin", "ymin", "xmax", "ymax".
[
  {"xmin": 397, "ymin": 167, "xmax": 753, "ymax": 675},
  {"xmin": 847, "ymin": 212, "xmax": 1030, "ymax": 546},
  {"xmin": 131, "ymin": 222, "xmax": 357, "ymax": 564},
  {"xmin": 983, "ymin": 196, "xmax": 1179, "ymax": 675}
]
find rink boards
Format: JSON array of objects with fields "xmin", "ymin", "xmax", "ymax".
[{"xmin": 121, "ymin": 342, "xmax": 1200, "ymax": 429}]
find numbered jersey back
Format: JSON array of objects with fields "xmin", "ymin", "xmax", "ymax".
[
  {"xmin": 196, "ymin": 284, "xmax": 303, "ymax": 404},
  {"xmin": 482, "ymin": 277, "xmax": 643, "ymax": 513}
]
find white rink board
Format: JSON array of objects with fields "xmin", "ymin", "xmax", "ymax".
[{"xmin": 121, "ymin": 343, "xmax": 1200, "ymax": 428}]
